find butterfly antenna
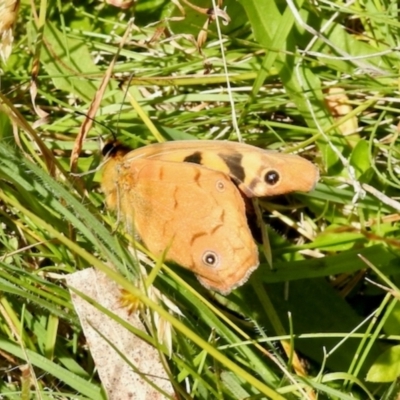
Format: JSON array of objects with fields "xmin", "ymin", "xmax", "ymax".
[
  {"xmin": 115, "ymin": 73, "xmax": 136, "ymax": 129},
  {"xmin": 75, "ymin": 110, "xmax": 118, "ymax": 142}
]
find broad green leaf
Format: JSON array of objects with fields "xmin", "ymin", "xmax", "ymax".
[
  {"xmin": 367, "ymin": 345, "xmax": 400, "ymax": 382},
  {"xmin": 40, "ymin": 21, "xmax": 122, "ymax": 105},
  {"xmin": 350, "ymin": 139, "xmax": 373, "ymax": 181}
]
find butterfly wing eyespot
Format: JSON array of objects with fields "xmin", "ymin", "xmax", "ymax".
[
  {"xmin": 215, "ymin": 180, "xmax": 226, "ymax": 192},
  {"xmin": 264, "ymin": 170, "xmax": 280, "ymax": 186},
  {"xmin": 202, "ymin": 251, "xmax": 219, "ymax": 267}
]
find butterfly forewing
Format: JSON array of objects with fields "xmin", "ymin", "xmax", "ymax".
[{"xmin": 122, "ymin": 140, "xmax": 319, "ymax": 197}]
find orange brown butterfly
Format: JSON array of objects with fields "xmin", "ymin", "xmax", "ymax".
[{"xmin": 101, "ymin": 140, "xmax": 319, "ymax": 294}]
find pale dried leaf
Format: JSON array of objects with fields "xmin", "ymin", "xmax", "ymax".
[
  {"xmin": 0, "ymin": 29, "xmax": 12, "ymax": 62},
  {"xmin": 30, "ymin": 79, "xmax": 49, "ymax": 119},
  {"xmin": 67, "ymin": 269, "xmax": 174, "ymax": 400},
  {"xmin": 0, "ymin": 0, "xmax": 19, "ymax": 62},
  {"xmin": 197, "ymin": 19, "xmax": 209, "ymax": 48},
  {"xmin": 0, "ymin": 0, "xmax": 19, "ymax": 32},
  {"xmin": 325, "ymin": 87, "xmax": 358, "ymax": 137}
]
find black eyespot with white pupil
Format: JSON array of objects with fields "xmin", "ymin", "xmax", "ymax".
[
  {"xmin": 202, "ymin": 251, "xmax": 219, "ymax": 267},
  {"xmin": 265, "ymin": 170, "xmax": 280, "ymax": 185}
]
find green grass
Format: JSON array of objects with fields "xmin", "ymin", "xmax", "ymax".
[{"xmin": 0, "ymin": 0, "xmax": 400, "ymax": 398}]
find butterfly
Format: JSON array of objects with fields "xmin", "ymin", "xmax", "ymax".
[{"xmin": 101, "ymin": 140, "xmax": 319, "ymax": 294}]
